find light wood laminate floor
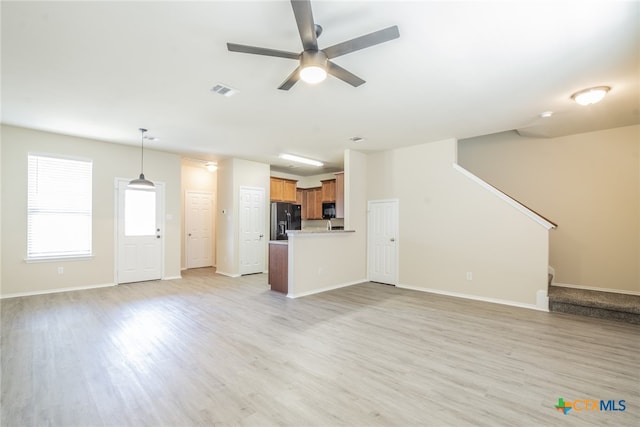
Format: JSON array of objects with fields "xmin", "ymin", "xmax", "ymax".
[{"xmin": 2, "ymin": 268, "xmax": 639, "ymax": 426}]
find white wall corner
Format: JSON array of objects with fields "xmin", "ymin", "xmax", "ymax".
[
  {"xmin": 215, "ymin": 271, "xmax": 241, "ymax": 278},
  {"xmin": 536, "ymin": 289, "xmax": 549, "ymax": 312}
]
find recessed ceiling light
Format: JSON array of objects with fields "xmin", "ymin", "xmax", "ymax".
[
  {"xmin": 539, "ymin": 111, "xmax": 553, "ymax": 118},
  {"xmin": 279, "ymin": 153, "xmax": 323, "ymax": 167},
  {"xmin": 211, "ymin": 83, "xmax": 238, "ymax": 97},
  {"xmin": 349, "ymin": 136, "xmax": 365, "ymax": 143},
  {"xmin": 571, "ymin": 86, "xmax": 610, "ymax": 106},
  {"xmin": 143, "ymin": 135, "xmax": 159, "ymax": 142}
]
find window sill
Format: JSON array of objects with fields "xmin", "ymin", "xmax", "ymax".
[{"xmin": 24, "ymin": 255, "xmax": 94, "ymax": 263}]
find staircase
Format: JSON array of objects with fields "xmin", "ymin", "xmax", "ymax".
[{"xmin": 548, "ymin": 285, "xmax": 640, "ymax": 324}]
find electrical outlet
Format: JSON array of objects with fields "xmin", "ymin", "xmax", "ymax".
[
  {"xmin": 466, "ymin": 271, "xmax": 473, "ymax": 281},
  {"xmin": 57, "ymin": 266, "xmax": 64, "ymax": 274}
]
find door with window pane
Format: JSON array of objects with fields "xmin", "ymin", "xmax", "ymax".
[{"xmin": 117, "ymin": 180, "xmax": 163, "ymax": 283}]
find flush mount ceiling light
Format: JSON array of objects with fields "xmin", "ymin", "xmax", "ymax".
[
  {"xmin": 183, "ymin": 157, "xmax": 218, "ymax": 172},
  {"xmin": 539, "ymin": 111, "xmax": 553, "ymax": 118},
  {"xmin": 571, "ymin": 86, "xmax": 610, "ymax": 106},
  {"xmin": 128, "ymin": 128, "xmax": 155, "ymax": 190},
  {"xmin": 279, "ymin": 153, "xmax": 324, "ymax": 167}
]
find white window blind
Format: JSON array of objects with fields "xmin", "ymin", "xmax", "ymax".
[{"xmin": 27, "ymin": 154, "xmax": 93, "ymax": 259}]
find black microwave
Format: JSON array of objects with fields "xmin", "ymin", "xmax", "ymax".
[{"xmin": 322, "ymin": 202, "xmax": 336, "ymax": 219}]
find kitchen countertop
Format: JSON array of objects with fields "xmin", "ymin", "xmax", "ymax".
[
  {"xmin": 269, "ymin": 240, "xmax": 289, "ymax": 245},
  {"xmin": 286, "ymin": 229, "xmax": 355, "ymax": 236}
]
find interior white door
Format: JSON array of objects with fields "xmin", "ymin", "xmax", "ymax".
[
  {"xmin": 185, "ymin": 191, "xmax": 214, "ymax": 269},
  {"xmin": 368, "ymin": 199, "xmax": 399, "ymax": 285},
  {"xmin": 116, "ymin": 180, "xmax": 164, "ymax": 284},
  {"xmin": 239, "ymin": 186, "xmax": 265, "ymax": 275}
]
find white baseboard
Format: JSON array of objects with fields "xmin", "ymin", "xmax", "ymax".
[
  {"xmin": 553, "ymin": 282, "xmax": 640, "ymax": 296},
  {"xmin": 396, "ymin": 283, "xmax": 547, "ymax": 311},
  {"xmin": 1, "ymin": 282, "xmax": 116, "ymax": 299},
  {"xmin": 215, "ymin": 271, "xmax": 241, "ymax": 278},
  {"xmin": 287, "ymin": 279, "xmax": 366, "ymax": 299},
  {"xmin": 162, "ymin": 275, "xmax": 182, "ymax": 281}
]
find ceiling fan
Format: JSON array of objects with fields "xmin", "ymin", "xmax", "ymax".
[{"xmin": 226, "ymin": 0, "xmax": 400, "ymax": 90}]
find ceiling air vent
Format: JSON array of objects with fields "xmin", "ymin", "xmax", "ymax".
[{"xmin": 210, "ymin": 84, "xmax": 237, "ymax": 97}]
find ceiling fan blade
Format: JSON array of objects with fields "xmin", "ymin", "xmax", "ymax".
[
  {"xmin": 290, "ymin": 0, "xmax": 318, "ymax": 51},
  {"xmin": 323, "ymin": 25, "xmax": 400, "ymax": 59},
  {"xmin": 278, "ymin": 67, "xmax": 301, "ymax": 90},
  {"xmin": 227, "ymin": 43, "xmax": 299, "ymax": 60},
  {"xmin": 326, "ymin": 61, "xmax": 365, "ymax": 87}
]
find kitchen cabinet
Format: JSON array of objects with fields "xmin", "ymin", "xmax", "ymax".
[
  {"xmin": 335, "ymin": 172, "xmax": 344, "ymax": 218},
  {"xmin": 302, "ymin": 187, "xmax": 322, "ymax": 220},
  {"xmin": 268, "ymin": 241, "xmax": 288, "ymax": 293},
  {"xmin": 296, "ymin": 188, "xmax": 304, "ymax": 205},
  {"xmin": 321, "ymin": 179, "xmax": 336, "ymax": 202},
  {"xmin": 270, "ymin": 177, "xmax": 297, "ymax": 203}
]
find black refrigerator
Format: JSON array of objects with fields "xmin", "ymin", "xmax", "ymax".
[{"xmin": 270, "ymin": 202, "xmax": 302, "ymax": 240}]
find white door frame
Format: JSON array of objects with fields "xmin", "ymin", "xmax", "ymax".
[
  {"xmin": 185, "ymin": 190, "xmax": 215, "ymax": 269},
  {"xmin": 367, "ymin": 199, "xmax": 399, "ymax": 286},
  {"xmin": 114, "ymin": 178, "xmax": 166, "ymax": 284}
]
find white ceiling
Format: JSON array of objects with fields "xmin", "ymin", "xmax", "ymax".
[{"xmin": 2, "ymin": 1, "xmax": 638, "ymax": 175}]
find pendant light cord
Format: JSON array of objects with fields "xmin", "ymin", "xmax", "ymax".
[{"xmin": 139, "ymin": 128, "xmax": 147, "ymax": 176}]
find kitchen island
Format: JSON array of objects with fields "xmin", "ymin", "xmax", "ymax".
[
  {"xmin": 268, "ymin": 229, "xmax": 365, "ymax": 298},
  {"xmin": 268, "ymin": 230, "xmax": 355, "ymax": 294}
]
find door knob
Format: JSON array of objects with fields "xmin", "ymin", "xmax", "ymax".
[
  {"xmin": 390, "ymin": 237, "xmax": 395, "ymax": 242},
  {"xmin": 259, "ymin": 234, "xmax": 264, "ymax": 238}
]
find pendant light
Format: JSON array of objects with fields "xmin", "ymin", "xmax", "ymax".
[{"xmin": 128, "ymin": 128, "xmax": 155, "ymax": 189}]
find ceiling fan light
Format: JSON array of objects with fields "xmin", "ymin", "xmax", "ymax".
[
  {"xmin": 300, "ymin": 66, "xmax": 327, "ymax": 84},
  {"xmin": 571, "ymin": 86, "xmax": 610, "ymax": 106}
]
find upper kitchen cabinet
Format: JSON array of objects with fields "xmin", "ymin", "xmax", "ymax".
[
  {"xmin": 321, "ymin": 179, "xmax": 336, "ymax": 202},
  {"xmin": 302, "ymin": 187, "xmax": 322, "ymax": 220},
  {"xmin": 270, "ymin": 177, "xmax": 297, "ymax": 203}
]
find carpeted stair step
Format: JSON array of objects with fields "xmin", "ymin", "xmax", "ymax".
[{"xmin": 548, "ymin": 285, "xmax": 640, "ymax": 325}]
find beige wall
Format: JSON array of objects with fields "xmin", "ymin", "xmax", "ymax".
[
  {"xmin": 0, "ymin": 131, "xmax": 2, "ymax": 291},
  {"xmin": 367, "ymin": 138, "xmax": 551, "ymax": 307},
  {"xmin": 181, "ymin": 161, "xmax": 217, "ymax": 269},
  {"xmin": 216, "ymin": 158, "xmax": 270, "ymax": 276},
  {"xmin": 0, "ymin": 125, "xmax": 182, "ymax": 296},
  {"xmin": 458, "ymin": 125, "xmax": 639, "ymax": 293}
]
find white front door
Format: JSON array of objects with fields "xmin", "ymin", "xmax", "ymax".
[
  {"xmin": 116, "ymin": 179, "xmax": 164, "ymax": 284},
  {"xmin": 368, "ymin": 199, "xmax": 399, "ymax": 285},
  {"xmin": 239, "ymin": 186, "xmax": 265, "ymax": 275},
  {"xmin": 185, "ymin": 191, "xmax": 214, "ymax": 269}
]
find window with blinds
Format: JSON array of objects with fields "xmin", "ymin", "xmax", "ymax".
[{"xmin": 27, "ymin": 154, "xmax": 93, "ymax": 259}]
